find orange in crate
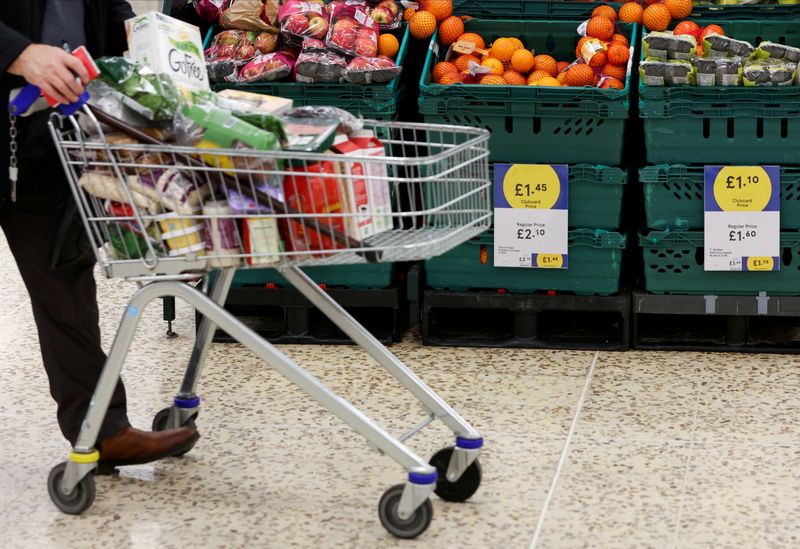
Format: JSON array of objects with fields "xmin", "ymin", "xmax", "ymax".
[
  {"xmin": 565, "ymin": 64, "xmax": 597, "ymax": 87},
  {"xmin": 665, "ymin": 0, "xmax": 692, "ymax": 19},
  {"xmin": 508, "ymin": 37, "xmax": 524, "ymax": 50},
  {"xmin": 439, "ymin": 72, "xmax": 464, "ymax": 85},
  {"xmin": 576, "ymin": 36, "xmax": 593, "ymax": 59},
  {"xmin": 611, "ymin": 33, "xmax": 630, "ymax": 48},
  {"xmin": 410, "ymin": 10, "xmax": 437, "ymax": 39},
  {"xmin": 511, "ymin": 49, "xmax": 535, "ymax": 73},
  {"xmin": 556, "ymin": 71, "xmax": 569, "ymax": 85},
  {"xmin": 601, "ymin": 63, "xmax": 626, "ymax": 81},
  {"xmin": 455, "ymin": 54, "xmax": 480, "ymax": 72},
  {"xmin": 458, "ymin": 32, "xmax": 485, "ymax": 50},
  {"xmin": 481, "ymin": 57, "xmax": 504, "ymax": 75},
  {"xmin": 526, "ymin": 70, "xmax": 551, "ymax": 84},
  {"xmin": 438, "ymin": 16, "xmax": 464, "ymax": 46},
  {"xmin": 556, "ymin": 61, "xmax": 570, "ymax": 74},
  {"xmin": 533, "ymin": 76, "xmax": 561, "ymax": 87},
  {"xmin": 643, "ymin": 4, "xmax": 671, "ymax": 31},
  {"xmin": 403, "ymin": 7, "xmax": 415, "ymax": 22},
  {"xmin": 503, "ymin": 69, "xmax": 526, "ymax": 85},
  {"xmin": 607, "ymin": 44, "xmax": 630, "ymax": 66},
  {"xmin": 534, "ymin": 54, "xmax": 558, "ymax": 77},
  {"xmin": 587, "ymin": 16, "xmax": 615, "ymax": 41},
  {"xmin": 592, "ymin": 4, "xmax": 618, "ymax": 21},
  {"xmin": 618, "ymin": 2, "xmax": 643, "ymax": 24},
  {"xmin": 422, "ymin": 0, "xmax": 452, "ymax": 22},
  {"xmin": 433, "ymin": 61, "xmax": 458, "ymax": 82},
  {"xmin": 378, "ymin": 34, "xmax": 400, "ymax": 58},
  {"xmin": 489, "ymin": 38, "xmax": 516, "ymax": 63},
  {"xmin": 480, "ymin": 74, "xmax": 506, "ymax": 85},
  {"xmin": 600, "ymin": 77, "xmax": 625, "ymax": 89}
]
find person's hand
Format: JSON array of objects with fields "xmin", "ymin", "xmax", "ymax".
[{"xmin": 8, "ymin": 44, "xmax": 91, "ymax": 105}]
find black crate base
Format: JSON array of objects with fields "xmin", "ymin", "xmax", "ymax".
[
  {"xmin": 633, "ymin": 292, "xmax": 800, "ymax": 353},
  {"xmin": 201, "ymin": 285, "xmax": 406, "ymax": 345},
  {"xmin": 422, "ymin": 290, "xmax": 631, "ymax": 350}
]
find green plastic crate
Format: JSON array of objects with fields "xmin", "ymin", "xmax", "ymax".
[
  {"xmin": 640, "ymin": 21, "xmax": 800, "ymax": 164},
  {"xmin": 425, "ymin": 229, "xmax": 627, "ymax": 296},
  {"xmin": 641, "ymin": 230, "xmax": 800, "ymax": 295},
  {"xmin": 205, "ymin": 25, "xmax": 409, "ymax": 120},
  {"xmin": 451, "ymin": 1, "xmax": 800, "ymax": 20},
  {"xmin": 226, "ymin": 263, "xmax": 396, "ymax": 290},
  {"xmin": 418, "ymin": 20, "xmax": 636, "ymax": 165},
  {"xmin": 641, "ymin": 164, "xmax": 800, "ymax": 230}
]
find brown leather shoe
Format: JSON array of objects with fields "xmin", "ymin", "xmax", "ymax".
[{"xmin": 96, "ymin": 426, "xmax": 199, "ymax": 474}]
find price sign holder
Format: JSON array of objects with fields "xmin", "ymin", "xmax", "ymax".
[
  {"xmin": 493, "ymin": 164, "xmax": 569, "ymax": 269},
  {"xmin": 704, "ymin": 166, "xmax": 780, "ymax": 272}
]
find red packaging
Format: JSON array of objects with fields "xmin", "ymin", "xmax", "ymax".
[
  {"xmin": 282, "ymin": 157, "xmax": 346, "ymax": 252},
  {"xmin": 234, "ymin": 50, "xmax": 297, "ymax": 82},
  {"xmin": 368, "ymin": 0, "xmax": 402, "ymax": 30},
  {"xmin": 279, "ymin": 0, "xmax": 330, "ymax": 42},
  {"xmin": 344, "ymin": 55, "xmax": 401, "ymax": 84},
  {"xmin": 326, "ymin": 1, "xmax": 379, "ymax": 58}
]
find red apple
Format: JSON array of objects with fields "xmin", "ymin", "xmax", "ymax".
[
  {"xmin": 307, "ymin": 16, "xmax": 329, "ymax": 39},
  {"xmin": 377, "ymin": 0, "xmax": 399, "ymax": 17},
  {"xmin": 216, "ymin": 30, "xmax": 242, "ymax": 47},
  {"xmin": 374, "ymin": 56, "xmax": 396, "ymax": 69},
  {"xmin": 700, "ymin": 24, "xmax": 725, "ymax": 42},
  {"xmin": 333, "ymin": 17, "xmax": 357, "ymax": 33},
  {"xmin": 348, "ymin": 57, "xmax": 373, "ymax": 70},
  {"xmin": 218, "ymin": 44, "xmax": 238, "ymax": 59},
  {"xmin": 303, "ymin": 37, "xmax": 327, "ymax": 50},
  {"xmin": 354, "ymin": 37, "xmax": 377, "ymax": 57},
  {"xmin": 238, "ymin": 44, "xmax": 257, "ymax": 59},
  {"xmin": 674, "ymin": 21, "xmax": 701, "ymax": 41},
  {"xmin": 370, "ymin": 6, "xmax": 393, "ymax": 25},
  {"xmin": 331, "ymin": 29, "xmax": 356, "ymax": 49},
  {"xmin": 285, "ymin": 12, "xmax": 310, "ymax": 34},
  {"xmin": 255, "ymin": 32, "xmax": 278, "ymax": 54}
]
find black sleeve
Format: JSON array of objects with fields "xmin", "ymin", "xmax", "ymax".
[
  {"xmin": 106, "ymin": 0, "xmax": 136, "ymax": 57},
  {"xmin": 0, "ymin": 21, "xmax": 32, "ymax": 76}
]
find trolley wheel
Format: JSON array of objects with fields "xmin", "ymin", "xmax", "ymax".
[
  {"xmin": 378, "ymin": 484, "xmax": 433, "ymax": 539},
  {"xmin": 47, "ymin": 462, "xmax": 95, "ymax": 515},
  {"xmin": 429, "ymin": 447, "xmax": 482, "ymax": 503},
  {"xmin": 152, "ymin": 407, "xmax": 198, "ymax": 457}
]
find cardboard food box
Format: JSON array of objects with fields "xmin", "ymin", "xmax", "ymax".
[
  {"xmin": 331, "ymin": 131, "xmax": 393, "ymax": 240},
  {"xmin": 125, "ymin": 12, "xmax": 210, "ymax": 93}
]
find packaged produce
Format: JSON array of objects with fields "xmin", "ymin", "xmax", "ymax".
[
  {"xmin": 330, "ymin": 131, "xmax": 392, "ymax": 240},
  {"xmin": 369, "ymin": 0, "xmax": 402, "ymax": 30},
  {"xmin": 278, "ymin": 0, "xmax": 330, "ymax": 42},
  {"xmin": 106, "ymin": 202, "xmax": 165, "ymax": 260},
  {"xmin": 344, "ymin": 55, "xmax": 401, "ymax": 84},
  {"xmin": 234, "ymin": 50, "xmax": 297, "ymax": 82},
  {"xmin": 219, "ymin": 0, "xmax": 280, "ymax": 32},
  {"xmin": 128, "ymin": 168, "xmax": 210, "ymax": 215},
  {"xmin": 643, "ymin": 31, "xmax": 697, "ymax": 60},
  {"xmin": 79, "ymin": 171, "xmax": 159, "ymax": 211},
  {"xmin": 326, "ymin": 2, "xmax": 379, "ymax": 58},
  {"xmin": 157, "ymin": 214, "xmax": 206, "ymax": 257},
  {"xmin": 124, "ymin": 11, "xmax": 209, "ymax": 93},
  {"xmin": 286, "ymin": 105, "xmax": 364, "ymax": 135},
  {"xmin": 295, "ymin": 39, "xmax": 348, "ymax": 83},
  {"xmin": 202, "ymin": 200, "xmax": 242, "ymax": 267},
  {"xmin": 284, "ymin": 116, "xmax": 340, "ymax": 152},
  {"xmin": 639, "ymin": 58, "xmax": 696, "ymax": 86},
  {"xmin": 742, "ymin": 59, "xmax": 797, "ymax": 86},
  {"xmin": 205, "ymin": 30, "xmax": 257, "ymax": 82},
  {"xmin": 95, "ymin": 57, "xmax": 180, "ymax": 121},
  {"xmin": 578, "ymin": 38, "xmax": 607, "ymax": 67},
  {"xmin": 691, "ymin": 56, "xmax": 742, "ymax": 86},
  {"xmin": 753, "ymin": 41, "xmax": 800, "ymax": 64},
  {"xmin": 702, "ymin": 34, "xmax": 755, "ymax": 59}
]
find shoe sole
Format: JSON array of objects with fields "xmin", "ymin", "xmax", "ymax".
[{"xmin": 96, "ymin": 432, "xmax": 201, "ymax": 475}]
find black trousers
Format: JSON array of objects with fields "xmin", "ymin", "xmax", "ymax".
[{"xmin": 1, "ymin": 155, "xmax": 129, "ymax": 445}]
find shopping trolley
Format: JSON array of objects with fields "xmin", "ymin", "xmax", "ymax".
[{"xmin": 42, "ymin": 105, "xmax": 491, "ymax": 539}]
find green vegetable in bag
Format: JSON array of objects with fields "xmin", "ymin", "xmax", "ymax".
[
  {"xmin": 691, "ymin": 56, "xmax": 742, "ymax": 86},
  {"xmin": 95, "ymin": 57, "xmax": 180, "ymax": 121},
  {"xmin": 640, "ymin": 58, "xmax": 696, "ymax": 86},
  {"xmin": 742, "ymin": 59, "xmax": 797, "ymax": 86},
  {"xmin": 752, "ymin": 41, "xmax": 800, "ymax": 64},
  {"xmin": 643, "ymin": 31, "xmax": 697, "ymax": 61}
]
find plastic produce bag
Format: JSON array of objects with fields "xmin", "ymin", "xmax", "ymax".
[
  {"xmin": 195, "ymin": 0, "xmax": 226, "ymax": 22},
  {"xmin": 640, "ymin": 58, "xmax": 696, "ymax": 86},
  {"xmin": 286, "ymin": 105, "xmax": 364, "ymax": 136},
  {"xmin": 643, "ymin": 31, "xmax": 697, "ymax": 61},
  {"xmin": 753, "ymin": 41, "xmax": 800, "ymax": 64},
  {"xmin": 79, "ymin": 171, "xmax": 159, "ymax": 211},
  {"xmin": 219, "ymin": 0, "xmax": 280, "ymax": 31},
  {"xmin": 742, "ymin": 59, "xmax": 797, "ymax": 86},
  {"xmin": 94, "ymin": 57, "xmax": 180, "ymax": 121},
  {"xmin": 326, "ymin": 1, "xmax": 379, "ymax": 58},
  {"xmin": 344, "ymin": 55, "xmax": 401, "ymax": 84},
  {"xmin": 295, "ymin": 38, "xmax": 347, "ymax": 82},
  {"xmin": 691, "ymin": 56, "xmax": 742, "ymax": 86},
  {"xmin": 233, "ymin": 50, "xmax": 297, "ymax": 82},
  {"xmin": 368, "ymin": 0, "xmax": 402, "ymax": 30},
  {"xmin": 279, "ymin": 0, "xmax": 330, "ymax": 42},
  {"xmin": 702, "ymin": 34, "xmax": 755, "ymax": 59}
]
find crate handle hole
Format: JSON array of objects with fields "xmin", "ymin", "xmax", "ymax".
[
  {"xmin": 703, "ymin": 118, "xmax": 711, "ymax": 139},
  {"xmin": 784, "ymin": 247, "xmax": 793, "ymax": 267},
  {"xmin": 505, "ymin": 116, "xmax": 514, "ymax": 134},
  {"xmin": 695, "ymin": 248, "xmax": 704, "ymax": 266},
  {"xmin": 727, "ymin": 118, "xmax": 734, "ymax": 139},
  {"xmin": 757, "ymin": 118, "xmax": 764, "ymax": 139},
  {"xmin": 781, "ymin": 118, "xmax": 789, "ymax": 139}
]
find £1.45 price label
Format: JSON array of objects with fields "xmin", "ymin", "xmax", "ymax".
[
  {"xmin": 704, "ymin": 166, "xmax": 780, "ymax": 272},
  {"xmin": 493, "ymin": 164, "xmax": 568, "ymax": 269}
]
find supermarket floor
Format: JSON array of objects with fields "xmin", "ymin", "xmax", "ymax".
[{"xmin": 1, "ymin": 235, "xmax": 799, "ymax": 549}]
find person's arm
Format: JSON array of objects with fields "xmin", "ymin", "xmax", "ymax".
[
  {"xmin": 106, "ymin": 0, "xmax": 137, "ymax": 58},
  {"xmin": 0, "ymin": 21, "xmax": 33, "ymax": 76}
]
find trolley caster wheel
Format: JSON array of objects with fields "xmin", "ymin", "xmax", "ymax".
[
  {"xmin": 152, "ymin": 407, "xmax": 198, "ymax": 457},
  {"xmin": 429, "ymin": 446, "xmax": 482, "ymax": 503},
  {"xmin": 378, "ymin": 484, "xmax": 433, "ymax": 539},
  {"xmin": 47, "ymin": 462, "xmax": 95, "ymax": 515}
]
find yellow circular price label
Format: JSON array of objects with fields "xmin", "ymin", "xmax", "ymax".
[
  {"xmin": 536, "ymin": 254, "xmax": 564, "ymax": 268},
  {"xmin": 746, "ymin": 257, "xmax": 775, "ymax": 271},
  {"xmin": 713, "ymin": 166, "xmax": 772, "ymax": 212},
  {"xmin": 503, "ymin": 165, "xmax": 561, "ymax": 210}
]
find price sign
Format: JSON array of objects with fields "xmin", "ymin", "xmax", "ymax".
[
  {"xmin": 494, "ymin": 164, "xmax": 568, "ymax": 269},
  {"xmin": 704, "ymin": 166, "xmax": 780, "ymax": 271}
]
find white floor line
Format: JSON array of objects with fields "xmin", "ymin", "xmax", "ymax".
[
  {"xmin": 529, "ymin": 350, "xmax": 600, "ymax": 549},
  {"xmin": 669, "ymin": 390, "xmax": 702, "ymax": 548}
]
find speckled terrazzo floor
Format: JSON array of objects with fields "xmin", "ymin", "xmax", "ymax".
[{"xmin": 1, "ymin": 229, "xmax": 799, "ymax": 549}]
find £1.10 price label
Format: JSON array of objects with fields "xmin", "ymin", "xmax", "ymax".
[
  {"xmin": 704, "ymin": 166, "xmax": 780, "ymax": 271},
  {"xmin": 494, "ymin": 164, "xmax": 568, "ymax": 269}
]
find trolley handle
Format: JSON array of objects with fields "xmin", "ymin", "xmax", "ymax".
[{"xmin": 86, "ymin": 105, "xmax": 382, "ymax": 264}]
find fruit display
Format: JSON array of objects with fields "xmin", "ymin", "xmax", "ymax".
[
  {"xmin": 236, "ymin": 50, "xmax": 298, "ymax": 83},
  {"xmin": 205, "ymin": 29, "xmax": 278, "ymax": 82},
  {"xmin": 278, "ymin": 0, "xmax": 330, "ymax": 42},
  {"xmin": 295, "ymin": 39, "xmax": 348, "ymax": 83},
  {"xmin": 344, "ymin": 56, "xmax": 402, "ymax": 84},
  {"xmin": 326, "ymin": 2, "xmax": 381, "ymax": 57},
  {"xmin": 219, "ymin": 0, "xmax": 281, "ymax": 32}
]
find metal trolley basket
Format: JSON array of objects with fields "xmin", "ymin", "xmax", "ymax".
[{"xmin": 44, "ymin": 106, "xmax": 491, "ymax": 539}]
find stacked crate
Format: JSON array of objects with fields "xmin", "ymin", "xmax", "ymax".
[
  {"xmin": 415, "ymin": 19, "xmax": 637, "ymax": 349},
  {"xmin": 635, "ymin": 19, "xmax": 800, "ymax": 352}
]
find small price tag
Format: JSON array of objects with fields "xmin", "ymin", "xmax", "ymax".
[
  {"xmin": 704, "ymin": 165, "xmax": 780, "ymax": 271},
  {"xmin": 494, "ymin": 164, "xmax": 569, "ymax": 269}
]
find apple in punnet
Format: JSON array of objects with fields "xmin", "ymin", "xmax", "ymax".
[
  {"xmin": 307, "ymin": 16, "xmax": 329, "ymax": 39},
  {"xmin": 354, "ymin": 36, "xmax": 377, "ymax": 57},
  {"xmin": 374, "ymin": 56, "xmax": 396, "ymax": 69},
  {"xmin": 218, "ymin": 44, "xmax": 238, "ymax": 59},
  {"xmin": 333, "ymin": 16, "xmax": 357, "ymax": 33},
  {"xmin": 238, "ymin": 44, "xmax": 257, "ymax": 59},
  {"xmin": 254, "ymin": 31, "xmax": 278, "ymax": 54},
  {"xmin": 348, "ymin": 57, "xmax": 373, "ymax": 70},
  {"xmin": 216, "ymin": 30, "xmax": 241, "ymax": 47},
  {"xmin": 370, "ymin": 6, "xmax": 393, "ymax": 25},
  {"xmin": 377, "ymin": 0, "xmax": 399, "ymax": 17},
  {"xmin": 285, "ymin": 12, "xmax": 310, "ymax": 34}
]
